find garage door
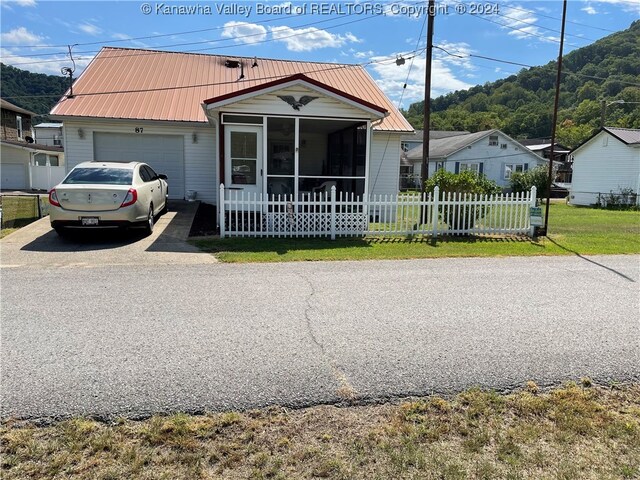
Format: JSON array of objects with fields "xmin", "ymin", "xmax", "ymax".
[
  {"xmin": 93, "ymin": 133, "xmax": 185, "ymax": 199},
  {"xmin": 1, "ymin": 163, "xmax": 28, "ymax": 190}
]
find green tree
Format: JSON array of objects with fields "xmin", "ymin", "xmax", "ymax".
[{"xmin": 510, "ymin": 166, "xmax": 555, "ymax": 199}]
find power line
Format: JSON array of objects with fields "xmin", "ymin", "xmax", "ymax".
[{"xmin": 500, "ymin": 4, "xmax": 618, "ymax": 34}]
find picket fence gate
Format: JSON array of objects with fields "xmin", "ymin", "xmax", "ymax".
[{"xmin": 219, "ymin": 184, "xmax": 537, "ymax": 239}]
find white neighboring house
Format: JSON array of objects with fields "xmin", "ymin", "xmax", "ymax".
[
  {"xmin": 405, "ymin": 129, "xmax": 546, "ymax": 189},
  {"xmin": 569, "ymin": 127, "xmax": 640, "ymax": 206},
  {"xmin": 34, "ymin": 123, "xmax": 64, "ymax": 147}
]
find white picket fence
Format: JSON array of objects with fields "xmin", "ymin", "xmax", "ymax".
[{"xmin": 219, "ymin": 184, "xmax": 537, "ymax": 239}]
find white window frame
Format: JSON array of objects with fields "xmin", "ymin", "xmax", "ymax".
[
  {"xmin": 460, "ymin": 162, "xmax": 480, "ymax": 173},
  {"xmin": 16, "ymin": 115, "xmax": 23, "ymax": 140},
  {"xmin": 504, "ymin": 163, "xmax": 524, "ymax": 180},
  {"xmin": 500, "ymin": 143, "xmax": 508, "ymax": 149},
  {"xmin": 488, "ymin": 135, "xmax": 498, "ymax": 146}
]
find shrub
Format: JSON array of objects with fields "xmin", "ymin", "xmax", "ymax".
[
  {"xmin": 510, "ymin": 165, "xmax": 554, "ymax": 198},
  {"xmin": 424, "ymin": 170, "xmax": 501, "ymax": 230}
]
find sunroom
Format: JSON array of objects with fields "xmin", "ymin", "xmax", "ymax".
[{"xmin": 202, "ymin": 74, "xmax": 388, "ymax": 204}]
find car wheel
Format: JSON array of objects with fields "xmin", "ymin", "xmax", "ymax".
[{"xmin": 145, "ymin": 205, "xmax": 154, "ymax": 236}]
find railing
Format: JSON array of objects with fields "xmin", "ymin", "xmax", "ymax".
[{"xmin": 219, "ymin": 184, "xmax": 537, "ymax": 239}]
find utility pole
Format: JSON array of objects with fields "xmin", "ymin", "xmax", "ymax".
[
  {"xmin": 420, "ymin": 0, "xmax": 435, "ymax": 194},
  {"xmin": 542, "ymin": 0, "xmax": 567, "ymax": 236}
]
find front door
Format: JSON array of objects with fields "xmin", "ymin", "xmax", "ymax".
[{"xmin": 225, "ymin": 125, "xmax": 263, "ymax": 196}]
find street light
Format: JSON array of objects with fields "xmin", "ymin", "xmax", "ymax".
[{"xmin": 600, "ymin": 99, "xmax": 627, "ymax": 127}]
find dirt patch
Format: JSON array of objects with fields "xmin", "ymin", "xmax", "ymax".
[{"xmin": 188, "ymin": 202, "xmax": 218, "ymax": 237}]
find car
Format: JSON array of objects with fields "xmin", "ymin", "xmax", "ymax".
[{"xmin": 49, "ymin": 161, "xmax": 168, "ymax": 236}]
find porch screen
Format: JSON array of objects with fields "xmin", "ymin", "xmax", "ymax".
[{"xmin": 230, "ymin": 131, "xmax": 258, "ymax": 185}]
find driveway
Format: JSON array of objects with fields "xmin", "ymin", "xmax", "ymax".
[
  {"xmin": 0, "ymin": 201, "xmax": 216, "ymax": 268},
  {"xmin": 1, "ymin": 254, "xmax": 638, "ymax": 421}
]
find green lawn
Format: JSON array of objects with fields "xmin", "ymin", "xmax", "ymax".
[
  {"xmin": 192, "ymin": 203, "xmax": 640, "ymax": 263},
  {"xmin": 3, "ymin": 383, "xmax": 639, "ymax": 479},
  {"xmin": 0, "ymin": 195, "xmax": 48, "ymax": 238}
]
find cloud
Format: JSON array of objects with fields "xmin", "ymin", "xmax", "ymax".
[
  {"xmin": 581, "ymin": 5, "xmax": 598, "ymax": 14},
  {"xmin": 353, "ymin": 50, "xmax": 375, "ymax": 59},
  {"xmin": 369, "ymin": 54, "xmax": 473, "ymax": 106},
  {"xmin": 78, "ymin": 23, "xmax": 102, "ymax": 36},
  {"xmin": 270, "ymin": 26, "xmax": 360, "ymax": 52},
  {"xmin": 111, "ymin": 33, "xmax": 150, "ymax": 48},
  {"xmin": 435, "ymin": 41, "xmax": 475, "ymax": 71},
  {"xmin": 590, "ymin": 0, "xmax": 640, "ymax": 13},
  {"xmin": 1, "ymin": 47, "xmax": 93, "ymax": 76},
  {"xmin": 221, "ymin": 21, "xmax": 268, "ymax": 44},
  {"xmin": 3, "ymin": 0, "xmax": 37, "ymax": 7},
  {"xmin": 0, "ymin": 27, "xmax": 43, "ymax": 44},
  {"xmin": 500, "ymin": 5, "xmax": 556, "ymax": 43}
]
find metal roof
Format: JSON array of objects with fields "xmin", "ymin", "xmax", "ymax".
[
  {"xmin": 34, "ymin": 123, "xmax": 63, "ymax": 128},
  {"xmin": 605, "ymin": 127, "xmax": 640, "ymax": 145},
  {"xmin": 51, "ymin": 47, "xmax": 413, "ymax": 132}
]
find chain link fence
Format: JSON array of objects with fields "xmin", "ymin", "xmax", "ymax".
[{"xmin": 0, "ymin": 194, "xmax": 49, "ymax": 229}]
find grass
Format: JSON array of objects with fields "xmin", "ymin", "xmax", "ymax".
[
  {"xmin": 2, "ymin": 383, "xmax": 639, "ymax": 479},
  {"xmin": 0, "ymin": 195, "xmax": 48, "ymax": 238},
  {"xmin": 192, "ymin": 202, "xmax": 640, "ymax": 262}
]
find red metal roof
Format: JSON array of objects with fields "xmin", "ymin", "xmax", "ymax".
[{"xmin": 51, "ymin": 47, "xmax": 413, "ymax": 132}]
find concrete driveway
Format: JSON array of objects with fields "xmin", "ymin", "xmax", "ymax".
[{"xmin": 0, "ymin": 201, "xmax": 216, "ymax": 268}]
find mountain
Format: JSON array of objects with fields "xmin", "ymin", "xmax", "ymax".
[
  {"xmin": 1, "ymin": 63, "xmax": 70, "ymax": 118},
  {"xmin": 402, "ymin": 20, "xmax": 640, "ymax": 148}
]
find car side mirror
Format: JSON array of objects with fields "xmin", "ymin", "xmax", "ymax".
[{"xmin": 158, "ymin": 174, "xmax": 168, "ymax": 180}]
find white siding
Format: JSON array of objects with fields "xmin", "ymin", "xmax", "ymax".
[
  {"xmin": 34, "ymin": 126, "xmax": 63, "ymax": 147},
  {"xmin": 570, "ymin": 131, "xmax": 640, "ymax": 206},
  {"xmin": 221, "ymin": 85, "xmax": 375, "ymax": 120},
  {"xmin": 62, "ymin": 120, "xmax": 217, "ymax": 204},
  {"xmin": 370, "ymin": 132, "xmax": 402, "ymax": 196}
]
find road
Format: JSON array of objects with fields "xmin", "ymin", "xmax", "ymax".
[{"xmin": 1, "ymin": 255, "xmax": 639, "ymax": 420}]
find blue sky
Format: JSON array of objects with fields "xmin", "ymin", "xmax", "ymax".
[{"xmin": 1, "ymin": 0, "xmax": 637, "ymax": 107}]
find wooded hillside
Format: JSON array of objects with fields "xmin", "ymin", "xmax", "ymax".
[{"xmin": 1, "ymin": 63, "xmax": 69, "ymax": 117}]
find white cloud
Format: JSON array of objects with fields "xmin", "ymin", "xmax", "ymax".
[
  {"xmin": 353, "ymin": 50, "xmax": 375, "ymax": 59},
  {"xmin": 369, "ymin": 54, "xmax": 473, "ymax": 106},
  {"xmin": 435, "ymin": 41, "xmax": 475, "ymax": 71},
  {"xmin": 581, "ymin": 5, "xmax": 598, "ymax": 14},
  {"xmin": 500, "ymin": 5, "xmax": 556, "ymax": 43},
  {"xmin": 78, "ymin": 23, "xmax": 102, "ymax": 36},
  {"xmin": 221, "ymin": 21, "xmax": 267, "ymax": 44},
  {"xmin": 111, "ymin": 33, "xmax": 150, "ymax": 48},
  {"xmin": 1, "ymin": 47, "xmax": 93, "ymax": 76},
  {"xmin": 590, "ymin": 0, "xmax": 640, "ymax": 13},
  {"xmin": 4, "ymin": 0, "xmax": 37, "ymax": 7},
  {"xmin": 0, "ymin": 26, "xmax": 43, "ymax": 44},
  {"xmin": 270, "ymin": 26, "xmax": 360, "ymax": 52}
]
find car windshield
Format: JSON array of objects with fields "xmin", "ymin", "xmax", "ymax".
[{"xmin": 63, "ymin": 168, "xmax": 133, "ymax": 185}]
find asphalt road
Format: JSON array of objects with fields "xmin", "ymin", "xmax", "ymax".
[{"xmin": 1, "ymin": 255, "xmax": 639, "ymax": 420}]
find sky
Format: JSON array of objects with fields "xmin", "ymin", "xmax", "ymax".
[{"xmin": 1, "ymin": 0, "xmax": 638, "ymax": 108}]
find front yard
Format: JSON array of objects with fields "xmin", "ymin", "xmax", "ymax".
[
  {"xmin": 2, "ymin": 382, "xmax": 638, "ymax": 479},
  {"xmin": 192, "ymin": 203, "xmax": 640, "ymax": 263},
  {"xmin": 0, "ymin": 195, "xmax": 48, "ymax": 239}
]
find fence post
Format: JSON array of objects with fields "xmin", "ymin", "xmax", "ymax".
[
  {"xmin": 529, "ymin": 186, "xmax": 537, "ymax": 237},
  {"xmin": 219, "ymin": 183, "xmax": 226, "ymax": 239},
  {"xmin": 432, "ymin": 186, "xmax": 440, "ymax": 238},
  {"xmin": 330, "ymin": 185, "xmax": 336, "ymax": 240}
]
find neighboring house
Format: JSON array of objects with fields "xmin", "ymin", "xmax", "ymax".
[
  {"xmin": 569, "ymin": 127, "xmax": 640, "ymax": 206},
  {"xmin": 399, "ymin": 130, "xmax": 469, "ymax": 189},
  {"xmin": 520, "ymin": 138, "xmax": 573, "ymax": 184},
  {"xmin": 50, "ymin": 47, "xmax": 413, "ymax": 208},
  {"xmin": 405, "ymin": 129, "xmax": 546, "ymax": 189},
  {"xmin": 34, "ymin": 123, "xmax": 64, "ymax": 147},
  {"xmin": 1, "ymin": 99, "xmax": 65, "ymax": 190}
]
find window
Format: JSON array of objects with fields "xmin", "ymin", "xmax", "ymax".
[
  {"xmin": 401, "ymin": 142, "xmax": 410, "ymax": 152},
  {"xmin": 34, "ymin": 153, "xmax": 47, "ymax": 166},
  {"xmin": 460, "ymin": 163, "xmax": 480, "ymax": 173},
  {"xmin": 488, "ymin": 135, "xmax": 498, "ymax": 146},
  {"xmin": 500, "ymin": 143, "xmax": 508, "ymax": 149},
  {"xmin": 504, "ymin": 164, "xmax": 525, "ymax": 180},
  {"xmin": 48, "ymin": 155, "xmax": 59, "ymax": 167},
  {"xmin": 16, "ymin": 115, "xmax": 23, "ymax": 139},
  {"xmin": 53, "ymin": 135, "xmax": 62, "ymax": 146},
  {"xmin": 139, "ymin": 166, "xmax": 152, "ymax": 182},
  {"xmin": 230, "ymin": 131, "xmax": 258, "ymax": 185},
  {"xmin": 222, "ymin": 114, "xmax": 263, "ymax": 125},
  {"xmin": 63, "ymin": 168, "xmax": 133, "ymax": 185},
  {"xmin": 435, "ymin": 161, "xmax": 445, "ymax": 171}
]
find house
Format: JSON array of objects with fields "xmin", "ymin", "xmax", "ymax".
[
  {"xmin": 569, "ymin": 127, "xmax": 640, "ymax": 206},
  {"xmin": 404, "ymin": 129, "xmax": 546, "ymax": 189},
  {"xmin": 50, "ymin": 47, "xmax": 413, "ymax": 210},
  {"xmin": 520, "ymin": 138, "xmax": 572, "ymax": 184},
  {"xmin": 34, "ymin": 123, "xmax": 64, "ymax": 147},
  {"xmin": 1, "ymin": 99, "xmax": 65, "ymax": 190},
  {"xmin": 399, "ymin": 130, "xmax": 469, "ymax": 189}
]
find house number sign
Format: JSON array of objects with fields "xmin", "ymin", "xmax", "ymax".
[{"xmin": 134, "ymin": 127, "xmax": 144, "ymax": 133}]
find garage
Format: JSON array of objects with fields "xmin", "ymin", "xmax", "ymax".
[
  {"xmin": 1, "ymin": 163, "xmax": 28, "ymax": 190},
  {"xmin": 93, "ymin": 133, "xmax": 185, "ymax": 199}
]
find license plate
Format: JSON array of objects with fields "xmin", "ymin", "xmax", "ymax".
[{"xmin": 81, "ymin": 217, "xmax": 99, "ymax": 226}]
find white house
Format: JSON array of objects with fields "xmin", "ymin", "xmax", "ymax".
[
  {"xmin": 50, "ymin": 47, "xmax": 413, "ymax": 211},
  {"xmin": 34, "ymin": 123, "xmax": 64, "ymax": 148},
  {"xmin": 569, "ymin": 127, "xmax": 640, "ymax": 206},
  {"xmin": 405, "ymin": 129, "xmax": 546, "ymax": 189}
]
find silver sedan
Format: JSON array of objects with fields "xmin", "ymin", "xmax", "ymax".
[{"xmin": 49, "ymin": 161, "xmax": 168, "ymax": 236}]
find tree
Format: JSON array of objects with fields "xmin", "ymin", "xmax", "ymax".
[{"xmin": 510, "ymin": 166, "xmax": 557, "ymax": 199}]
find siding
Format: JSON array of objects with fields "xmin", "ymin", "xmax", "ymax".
[
  {"xmin": 570, "ymin": 131, "xmax": 640, "ymax": 206},
  {"xmin": 221, "ymin": 85, "xmax": 375, "ymax": 120},
  {"xmin": 370, "ymin": 133, "xmax": 402, "ymax": 196},
  {"xmin": 63, "ymin": 119, "xmax": 217, "ymax": 204}
]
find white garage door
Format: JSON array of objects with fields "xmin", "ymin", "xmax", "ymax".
[
  {"xmin": 1, "ymin": 163, "xmax": 28, "ymax": 190},
  {"xmin": 93, "ymin": 133, "xmax": 185, "ymax": 199}
]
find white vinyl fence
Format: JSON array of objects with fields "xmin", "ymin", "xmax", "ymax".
[
  {"xmin": 29, "ymin": 165, "xmax": 66, "ymax": 191},
  {"xmin": 219, "ymin": 184, "xmax": 537, "ymax": 239}
]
